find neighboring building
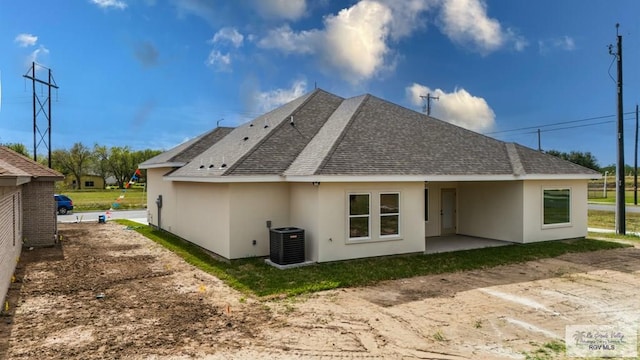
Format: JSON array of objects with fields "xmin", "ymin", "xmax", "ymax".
[
  {"xmin": 0, "ymin": 146, "xmax": 63, "ymax": 305},
  {"xmin": 140, "ymin": 89, "xmax": 600, "ymax": 263},
  {"xmin": 63, "ymin": 174, "xmax": 105, "ymax": 189}
]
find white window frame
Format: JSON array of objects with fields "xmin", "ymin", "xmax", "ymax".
[
  {"xmin": 541, "ymin": 187, "xmax": 572, "ymax": 228},
  {"xmin": 348, "ymin": 193, "xmax": 371, "ymax": 241},
  {"xmin": 379, "ymin": 192, "xmax": 400, "ymax": 238}
]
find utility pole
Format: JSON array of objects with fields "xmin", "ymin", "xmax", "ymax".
[
  {"xmin": 609, "ymin": 23, "xmax": 625, "ymax": 234},
  {"xmin": 537, "ymin": 129, "xmax": 542, "ymax": 151},
  {"xmin": 420, "ymin": 93, "xmax": 439, "ymax": 116},
  {"xmin": 635, "ymin": 104, "xmax": 638, "ymax": 205},
  {"xmin": 23, "ymin": 62, "xmax": 58, "ymax": 168}
]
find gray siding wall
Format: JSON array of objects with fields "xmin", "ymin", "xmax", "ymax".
[
  {"xmin": 22, "ymin": 181, "xmax": 57, "ymax": 246},
  {"xmin": 0, "ymin": 187, "xmax": 22, "ymax": 305}
]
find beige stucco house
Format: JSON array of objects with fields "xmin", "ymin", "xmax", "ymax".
[
  {"xmin": 0, "ymin": 146, "xmax": 64, "ymax": 305},
  {"xmin": 140, "ymin": 89, "xmax": 599, "ymax": 263}
]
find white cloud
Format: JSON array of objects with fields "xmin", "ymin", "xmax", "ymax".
[
  {"xmin": 538, "ymin": 35, "xmax": 576, "ymax": 54},
  {"xmin": 377, "ymin": 0, "xmax": 437, "ymax": 40},
  {"xmin": 15, "ymin": 33, "xmax": 38, "ymax": 47},
  {"xmin": 254, "ymin": 0, "xmax": 307, "ymax": 20},
  {"xmin": 439, "ymin": 0, "xmax": 504, "ymax": 54},
  {"xmin": 27, "ymin": 45, "xmax": 50, "ymax": 65},
  {"xmin": 258, "ymin": 1, "xmax": 394, "ymax": 83},
  {"xmin": 255, "ymin": 80, "xmax": 307, "ymax": 113},
  {"xmin": 206, "ymin": 50, "xmax": 231, "ymax": 71},
  {"xmin": 258, "ymin": 0, "xmax": 522, "ymax": 82},
  {"xmin": 172, "ymin": 0, "xmax": 217, "ymax": 24},
  {"xmin": 508, "ymin": 28, "xmax": 528, "ymax": 52},
  {"xmin": 211, "ymin": 27, "xmax": 244, "ymax": 48},
  {"xmin": 321, "ymin": 1, "xmax": 393, "ymax": 82},
  {"xmin": 257, "ymin": 25, "xmax": 318, "ymax": 54},
  {"xmin": 90, "ymin": 0, "xmax": 127, "ymax": 10},
  {"xmin": 206, "ymin": 28, "xmax": 245, "ymax": 71},
  {"xmin": 406, "ymin": 82, "xmax": 495, "ymax": 132}
]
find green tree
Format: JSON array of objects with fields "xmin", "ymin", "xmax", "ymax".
[
  {"xmin": 545, "ymin": 150, "xmax": 600, "ymax": 171},
  {"xmin": 3, "ymin": 143, "xmax": 30, "ymax": 158},
  {"xmin": 107, "ymin": 146, "xmax": 135, "ymax": 189},
  {"xmin": 51, "ymin": 142, "xmax": 93, "ymax": 189},
  {"xmin": 92, "ymin": 144, "xmax": 112, "ymax": 189}
]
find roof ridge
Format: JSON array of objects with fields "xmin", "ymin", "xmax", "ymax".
[
  {"xmin": 505, "ymin": 142, "xmax": 525, "ymax": 176},
  {"xmin": 283, "ymin": 94, "xmax": 368, "ymax": 176},
  {"xmin": 314, "ymin": 94, "xmax": 371, "ymax": 174},
  {"xmin": 224, "ymin": 88, "xmax": 325, "ymax": 175}
]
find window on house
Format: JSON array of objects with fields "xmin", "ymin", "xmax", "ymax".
[
  {"xmin": 424, "ymin": 188, "xmax": 429, "ymax": 222},
  {"xmin": 349, "ymin": 194, "xmax": 370, "ymax": 239},
  {"xmin": 380, "ymin": 193, "xmax": 399, "ymax": 236},
  {"xmin": 543, "ymin": 188, "xmax": 570, "ymax": 225},
  {"xmin": 85, "ymin": 181, "xmax": 95, "ymax": 187}
]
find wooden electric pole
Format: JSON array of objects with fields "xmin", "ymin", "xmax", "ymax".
[
  {"xmin": 635, "ymin": 104, "xmax": 638, "ymax": 205},
  {"xmin": 609, "ymin": 24, "xmax": 625, "ymax": 234},
  {"xmin": 420, "ymin": 93, "xmax": 439, "ymax": 116}
]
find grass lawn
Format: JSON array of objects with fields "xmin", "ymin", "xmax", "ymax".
[
  {"xmin": 58, "ymin": 187, "xmax": 146, "ymax": 211},
  {"xmin": 588, "ymin": 209, "xmax": 640, "ymax": 233},
  {"xmin": 588, "ymin": 190, "xmax": 640, "ymax": 204},
  {"xmin": 116, "ymin": 219, "xmax": 631, "ymax": 298}
]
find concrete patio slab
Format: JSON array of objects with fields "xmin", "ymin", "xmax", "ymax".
[{"xmin": 426, "ymin": 235, "xmax": 514, "ymax": 254}]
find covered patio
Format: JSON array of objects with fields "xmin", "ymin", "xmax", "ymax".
[{"xmin": 425, "ymin": 235, "xmax": 514, "ymax": 254}]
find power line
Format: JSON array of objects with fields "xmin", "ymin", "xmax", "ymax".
[
  {"xmin": 484, "ymin": 111, "xmax": 634, "ymax": 135},
  {"xmin": 522, "ymin": 119, "xmax": 615, "ymax": 134}
]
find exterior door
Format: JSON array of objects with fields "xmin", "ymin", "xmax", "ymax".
[{"xmin": 441, "ymin": 189, "xmax": 456, "ymax": 235}]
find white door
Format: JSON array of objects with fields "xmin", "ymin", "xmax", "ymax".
[{"xmin": 441, "ymin": 189, "xmax": 456, "ymax": 235}]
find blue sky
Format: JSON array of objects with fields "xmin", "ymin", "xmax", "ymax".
[{"xmin": 1, "ymin": 0, "xmax": 639, "ymax": 167}]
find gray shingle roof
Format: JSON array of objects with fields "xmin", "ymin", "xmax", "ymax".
[
  {"xmin": 155, "ymin": 89, "xmax": 599, "ymax": 181},
  {"xmin": 229, "ymin": 90, "xmax": 344, "ymax": 175},
  {"xmin": 140, "ymin": 127, "xmax": 234, "ymax": 168},
  {"xmin": 285, "ymin": 95, "xmax": 367, "ymax": 176},
  {"xmin": 315, "ymin": 95, "xmax": 515, "ymax": 175},
  {"xmin": 515, "ymin": 144, "xmax": 599, "ymax": 175},
  {"xmin": 0, "ymin": 146, "xmax": 63, "ymax": 180},
  {"xmin": 169, "ymin": 89, "xmax": 339, "ymax": 178}
]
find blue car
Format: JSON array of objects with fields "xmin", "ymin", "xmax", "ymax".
[{"xmin": 54, "ymin": 194, "xmax": 74, "ymax": 215}]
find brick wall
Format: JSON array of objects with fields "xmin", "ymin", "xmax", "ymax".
[
  {"xmin": 0, "ymin": 187, "xmax": 22, "ymax": 305},
  {"xmin": 22, "ymin": 180, "xmax": 57, "ymax": 247}
]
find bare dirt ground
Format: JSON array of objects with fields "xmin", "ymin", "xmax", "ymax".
[{"xmin": 2, "ymin": 222, "xmax": 640, "ymax": 359}]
